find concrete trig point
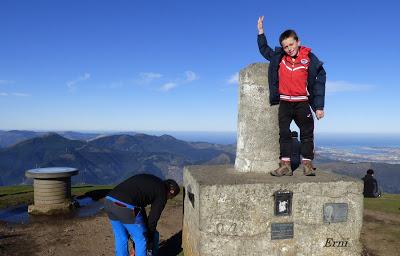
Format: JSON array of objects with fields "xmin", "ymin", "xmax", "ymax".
[
  {"xmin": 25, "ymin": 167, "xmax": 79, "ymax": 215},
  {"xmin": 183, "ymin": 63, "xmax": 363, "ymax": 256}
]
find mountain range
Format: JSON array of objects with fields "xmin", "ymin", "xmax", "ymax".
[
  {"xmin": 0, "ymin": 131, "xmax": 235, "ymax": 185},
  {"xmin": 0, "ymin": 130, "xmax": 398, "ymax": 193}
]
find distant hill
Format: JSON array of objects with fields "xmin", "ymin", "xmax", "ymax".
[
  {"xmin": 0, "ymin": 130, "xmax": 398, "ymax": 193},
  {"xmin": 0, "ymin": 130, "xmax": 46, "ymax": 148},
  {"xmin": 0, "ymin": 132, "xmax": 235, "ymax": 186},
  {"xmin": 315, "ymin": 161, "xmax": 400, "ymax": 194},
  {"xmin": 0, "ymin": 130, "xmax": 102, "ymax": 148},
  {"xmin": 57, "ymin": 131, "xmax": 102, "ymax": 141}
]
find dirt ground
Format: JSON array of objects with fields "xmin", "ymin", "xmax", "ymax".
[
  {"xmin": 0, "ymin": 199, "xmax": 183, "ymax": 256},
  {"xmin": 361, "ymin": 209, "xmax": 400, "ymax": 256},
  {"xmin": 1, "ymin": 202, "xmax": 399, "ymax": 256}
]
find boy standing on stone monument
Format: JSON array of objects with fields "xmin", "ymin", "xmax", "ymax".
[{"xmin": 257, "ymin": 16, "xmax": 326, "ymax": 176}]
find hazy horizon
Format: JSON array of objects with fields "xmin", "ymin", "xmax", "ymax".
[{"xmin": 2, "ymin": 129, "xmax": 400, "ymax": 147}]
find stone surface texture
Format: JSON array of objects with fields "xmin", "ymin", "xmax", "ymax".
[
  {"xmin": 235, "ymin": 63, "xmax": 280, "ymax": 173},
  {"xmin": 183, "ymin": 63, "xmax": 364, "ymax": 256},
  {"xmin": 25, "ymin": 167, "xmax": 78, "ymax": 215},
  {"xmin": 183, "ymin": 165, "xmax": 364, "ymax": 256}
]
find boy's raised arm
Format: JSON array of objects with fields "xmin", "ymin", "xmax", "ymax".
[
  {"xmin": 257, "ymin": 16, "xmax": 274, "ymax": 61},
  {"xmin": 257, "ymin": 16, "xmax": 264, "ymax": 35}
]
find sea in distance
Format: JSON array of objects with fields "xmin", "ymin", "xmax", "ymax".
[
  {"xmin": 145, "ymin": 131, "xmax": 400, "ymax": 147},
  {"xmin": 144, "ymin": 131, "xmax": 400, "ymax": 164}
]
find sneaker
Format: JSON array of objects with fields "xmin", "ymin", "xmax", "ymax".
[
  {"xmin": 301, "ymin": 160, "xmax": 316, "ymax": 176},
  {"xmin": 270, "ymin": 161, "xmax": 293, "ymax": 177}
]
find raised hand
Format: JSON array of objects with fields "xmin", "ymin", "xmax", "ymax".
[
  {"xmin": 316, "ymin": 110, "xmax": 325, "ymax": 120},
  {"xmin": 257, "ymin": 16, "xmax": 264, "ymax": 34}
]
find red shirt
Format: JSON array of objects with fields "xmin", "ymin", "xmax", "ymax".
[{"xmin": 278, "ymin": 46, "xmax": 311, "ymax": 101}]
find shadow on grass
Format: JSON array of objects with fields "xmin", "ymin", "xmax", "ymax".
[
  {"xmin": 159, "ymin": 230, "xmax": 182, "ymax": 256},
  {"xmin": 0, "ymin": 191, "xmax": 33, "ymax": 198},
  {"xmin": 72, "ymin": 185, "xmax": 95, "ymax": 189}
]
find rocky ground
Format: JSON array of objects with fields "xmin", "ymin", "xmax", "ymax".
[
  {"xmin": 1, "ymin": 197, "xmax": 399, "ymax": 256},
  {"xmin": 0, "ymin": 199, "xmax": 183, "ymax": 256},
  {"xmin": 361, "ymin": 209, "xmax": 400, "ymax": 256}
]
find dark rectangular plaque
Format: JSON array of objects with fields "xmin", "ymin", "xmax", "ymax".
[
  {"xmin": 274, "ymin": 190, "xmax": 292, "ymax": 216},
  {"xmin": 271, "ymin": 222, "xmax": 294, "ymax": 240},
  {"xmin": 323, "ymin": 203, "xmax": 348, "ymax": 223}
]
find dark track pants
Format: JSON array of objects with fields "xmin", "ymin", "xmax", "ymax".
[{"xmin": 278, "ymin": 100, "xmax": 314, "ymax": 160}]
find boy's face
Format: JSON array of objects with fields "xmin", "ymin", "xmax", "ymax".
[{"xmin": 281, "ymin": 37, "xmax": 301, "ymax": 57}]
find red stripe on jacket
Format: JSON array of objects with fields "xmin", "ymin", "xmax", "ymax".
[{"xmin": 278, "ymin": 46, "xmax": 311, "ymax": 101}]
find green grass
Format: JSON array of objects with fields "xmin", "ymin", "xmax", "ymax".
[
  {"xmin": 364, "ymin": 193, "xmax": 400, "ymax": 215},
  {"xmin": 0, "ymin": 184, "xmax": 184, "ymax": 210},
  {"xmin": 71, "ymin": 185, "xmax": 114, "ymax": 197},
  {"xmin": 0, "ymin": 184, "xmax": 114, "ymax": 209},
  {"xmin": 0, "ymin": 185, "xmax": 34, "ymax": 209}
]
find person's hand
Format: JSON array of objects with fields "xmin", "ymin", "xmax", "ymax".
[
  {"xmin": 257, "ymin": 16, "xmax": 264, "ymax": 35},
  {"xmin": 146, "ymin": 241, "xmax": 154, "ymax": 251},
  {"xmin": 316, "ymin": 110, "xmax": 324, "ymax": 120},
  {"xmin": 144, "ymin": 231, "xmax": 154, "ymax": 250}
]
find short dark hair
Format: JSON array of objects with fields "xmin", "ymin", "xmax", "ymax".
[
  {"xmin": 165, "ymin": 179, "xmax": 180, "ymax": 196},
  {"xmin": 367, "ymin": 169, "xmax": 374, "ymax": 175},
  {"xmin": 279, "ymin": 29, "xmax": 299, "ymax": 46}
]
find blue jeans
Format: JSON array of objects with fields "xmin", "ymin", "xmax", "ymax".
[{"xmin": 109, "ymin": 210, "xmax": 159, "ymax": 256}]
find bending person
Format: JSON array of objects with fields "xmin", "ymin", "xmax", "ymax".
[{"xmin": 104, "ymin": 174, "xmax": 180, "ymax": 256}]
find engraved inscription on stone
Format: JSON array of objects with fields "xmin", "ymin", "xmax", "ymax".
[
  {"xmin": 274, "ymin": 190, "xmax": 292, "ymax": 216},
  {"xmin": 323, "ymin": 203, "xmax": 348, "ymax": 223},
  {"xmin": 271, "ymin": 222, "xmax": 294, "ymax": 240}
]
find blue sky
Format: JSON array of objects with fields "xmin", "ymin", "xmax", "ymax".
[{"xmin": 0, "ymin": 0, "xmax": 399, "ymax": 133}]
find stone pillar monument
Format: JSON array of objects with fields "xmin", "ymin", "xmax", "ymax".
[
  {"xmin": 183, "ymin": 63, "xmax": 364, "ymax": 256},
  {"xmin": 235, "ymin": 63, "xmax": 279, "ymax": 173}
]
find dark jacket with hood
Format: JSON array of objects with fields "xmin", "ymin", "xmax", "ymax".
[
  {"xmin": 257, "ymin": 33, "xmax": 326, "ymax": 112},
  {"xmin": 108, "ymin": 174, "xmax": 167, "ymax": 234},
  {"xmin": 362, "ymin": 174, "xmax": 380, "ymax": 198}
]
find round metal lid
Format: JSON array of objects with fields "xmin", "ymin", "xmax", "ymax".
[{"xmin": 25, "ymin": 167, "xmax": 79, "ymax": 179}]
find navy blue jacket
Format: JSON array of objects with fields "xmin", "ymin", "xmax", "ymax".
[{"xmin": 257, "ymin": 34, "xmax": 326, "ymax": 111}]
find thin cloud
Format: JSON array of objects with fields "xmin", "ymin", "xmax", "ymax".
[
  {"xmin": 184, "ymin": 71, "xmax": 199, "ymax": 82},
  {"xmin": 66, "ymin": 73, "xmax": 91, "ymax": 91},
  {"xmin": 160, "ymin": 82, "xmax": 178, "ymax": 92},
  {"xmin": 326, "ymin": 80, "xmax": 374, "ymax": 94},
  {"xmin": 109, "ymin": 81, "xmax": 125, "ymax": 89},
  {"xmin": 12, "ymin": 92, "xmax": 30, "ymax": 97},
  {"xmin": 227, "ymin": 72, "xmax": 239, "ymax": 85},
  {"xmin": 157, "ymin": 70, "xmax": 199, "ymax": 92},
  {"xmin": 0, "ymin": 92, "xmax": 30, "ymax": 97},
  {"xmin": 0, "ymin": 80, "xmax": 15, "ymax": 85},
  {"xmin": 133, "ymin": 70, "xmax": 198, "ymax": 92},
  {"xmin": 136, "ymin": 72, "xmax": 163, "ymax": 85}
]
